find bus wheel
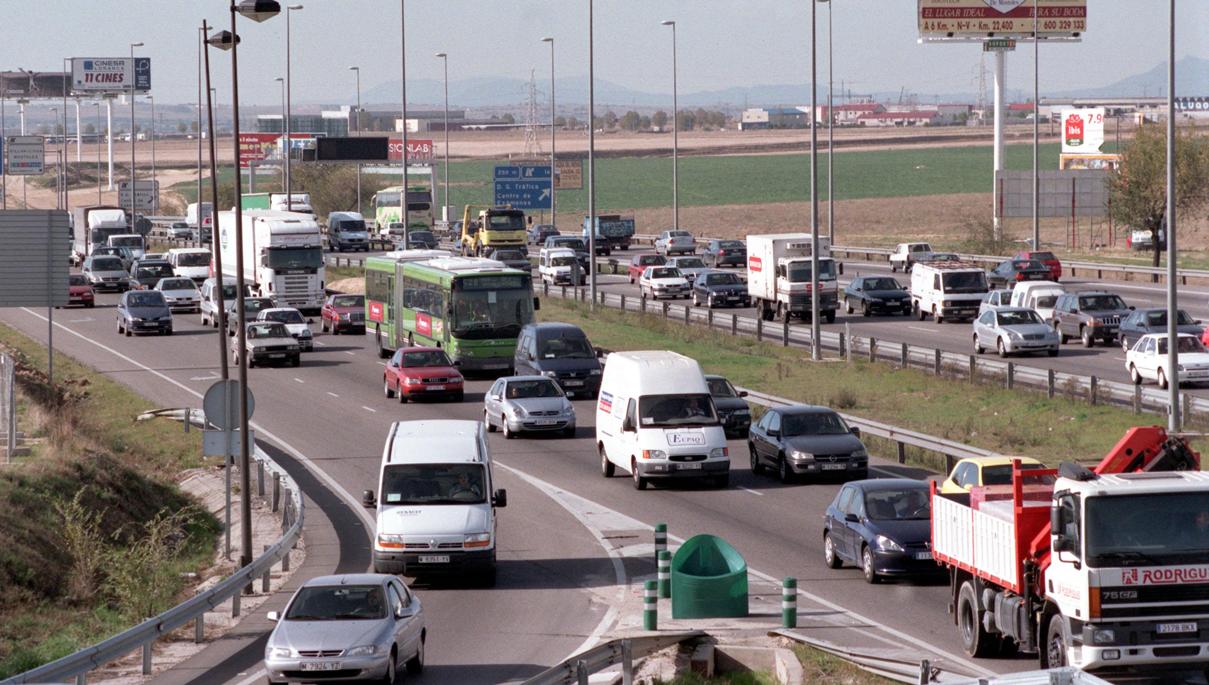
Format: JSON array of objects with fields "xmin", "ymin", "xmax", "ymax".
[{"xmin": 376, "ymin": 328, "xmax": 391, "ymax": 359}]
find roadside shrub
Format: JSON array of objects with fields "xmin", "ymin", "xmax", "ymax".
[
  {"xmin": 104, "ymin": 506, "xmax": 202, "ymax": 622},
  {"xmin": 54, "ymin": 491, "xmax": 107, "ymax": 604}
]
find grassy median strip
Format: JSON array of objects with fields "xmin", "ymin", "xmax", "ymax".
[
  {"xmin": 0, "ymin": 323, "xmax": 220, "ymax": 678},
  {"xmin": 539, "ymin": 297, "xmax": 1181, "ymax": 466}
]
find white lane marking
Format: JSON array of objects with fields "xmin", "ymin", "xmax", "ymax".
[
  {"xmin": 293, "ymin": 377, "xmax": 305, "ymax": 384},
  {"xmin": 326, "ymin": 391, "xmax": 339, "ymax": 398},
  {"xmin": 190, "ymin": 375, "xmax": 220, "ymax": 382},
  {"xmin": 344, "ymin": 350, "xmax": 357, "ymax": 356},
  {"xmin": 314, "ymin": 340, "xmax": 327, "ymax": 347},
  {"xmin": 377, "ymin": 361, "xmax": 386, "ymax": 366},
  {"xmin": 738, "ymin": 486, "xmax": 764, "ymax": 496},
  {"xmin": 907, "ymin": 325, "xmax": 940, "ymax": 333},
  {"xmin": 361, "ymin": 405, "xmax": 377, "ymax": 413},
  {"xmin": 69, "ymin": 317, "xmax": 95, "ymax": 323}
]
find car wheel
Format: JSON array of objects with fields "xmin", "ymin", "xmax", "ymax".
[
  {"xmin": 933, "ymin": 307, "xmax": 943, "ymax": 324},
  {"xmin": 485, "ymin": 411, "xmax": 496, "ymax": 432},
  {"xmin": 1047, "ymin": 349, "xmax": 1059, "ymax": 357},
  {"xmin": 861, "ymin": 545, "xmax": 879, "ymax": 584},
  {"xmin": 890, "ymin": 263, "xmax": 898, "ymax": 273},
  {"xmin": 631, "ymin": 458, "xmax": 647, "ymax": 490},
  {"xmin": 973, "ymin": 335, "xmax": 983, "ymax": 355},
  {"xmin": 599, "ymin": 443, "xmax": 614, "ymax": 477},
  {"xmin": 778, "ymin": 455, "xmax": 793, "ymax": 484},
  {"xmin": 845, "ymin": 299, "xmax": 854, "ymax": 315},
  {"xmin": 1130, "ymin": 364, "xmax": 1143, "ymax": 385},
  {"xmin": 862, "ymin": 301, "xmax": 871, "ymax": 317},
  {"xmin": 379, "ymin": 648, "xmax": 397, "ymax": 685},
  {"xmin": 503, "ymin": 421, "xmax": 515, "ymax": 439},
  {"xmin": 1081, "ymin": 326, "xmax": 1094, "ymax": 348},
  {"xmin": 405, "ymin": 635, "xmax": 425, "ymax": 675},
  {"xmin": 958, "ymin": 581, "xmax": 994, "ymax": 657},
  {"xmin": 916, "ymin": 302, "xmax": 926, "ymax": 321},
  {"xmin": 1122, "ymin": 335, "xmax": 1130, "ymax": 352},
  {"xmin": 384, "ymin": 378, "xmax": 395, "ymax": 399},
  {"xmin": 292, "ymin": 356, "xmax": 300, "ymax": 368},
  {"xmin": 692, "ymin": 293, "xmax": 700, "ymax": 307},
  {"xmin": 398, "ymin": 386, "xmax": 407, "ymax": 403},
  {"xmin": 1044, "ymin": 613, "xmax": 1070, "ymax": 669},
  {"xmin": 116, "ymin": 320, "xmax": 123, "ymax": 335},
  {"xmin": 321, "ymin": 319, "xmax": 329, "ymax": 333},
  {"xmin": 749, "ymin": 445, "xmax": 763, "ymax": 475},
  {"xmin": 1158, "ymin": 368, "xmax": 1169, "ymax": 390},
  {"xmin": 997, "ymin": 338, "xmax": 1008, "ymax": 358},
  {"xmin": 823, "ymin": 532, "xmax": 842, "ymax": 569},
  {"xmin": 124, "ymin": 322, "xmax": 132, "ymax": 337},
  {"xmin": 562, "ymin": 425, "xmax": 575, "ymax": 438},
  {"xmin": 825, "ymin": 310, "xmax": 836, "ymax": 324},
  {"xmin": 1055, "ymin": 321, "xmax": 1068, "ymax": 344}
]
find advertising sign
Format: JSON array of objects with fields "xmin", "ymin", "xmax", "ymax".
[
  {"xmin": 554, "ymin": 159, "xmax": 583, "ymax": 190},
  {"xmin": 239, "ymin": 133, "xmax": 281, "ymax": 168},
  {"xmin": 1175, "ymin": 97, "xmax": 1209, "ymax": 113},
  {"xmin": 1059, "ymin": 107, "xmax": 1105, "ymax": 154},
  {"xmin": 918, "ymin": 0, "xmax": 1086, "ymax": 41},
  {"xmin": 5, "ymin": 136, "xmax": 44, "ymax": 175},
  {"xmin": 70, "ymin": 57, "xmax": 151, "ymax": 92},
  {"xmin": 117, "ymin": 180, "xmax": 159, "ymax": 211},
  {"xmin": 387, "ymin": 138, "xmax": 434, "ymax": 163}
]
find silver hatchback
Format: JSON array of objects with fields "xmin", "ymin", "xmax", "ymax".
[
  {"xmin": 264, "ymin": 573, "xmax": 425, "ymax": 684},
  {"xmin": 483, "ymin": 375, "xmax": 576, "ymax": 438},
  {"xmin": 972, "ymin": 306, "xmax": 1060, "ymax": 358}
]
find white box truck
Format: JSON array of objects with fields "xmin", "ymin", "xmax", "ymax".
[
  {"xmin": 186, "ymin": 202, "xmax": 213, "ymax": 230},
  {"xmin": 217, "ymin": 209, "xmax": 325, "ymax": 312},
  {"xmin": 746, "ymin": 233, "xmax": 837, "ymax": 323},
  {"xmin": 909, "ymin": 260, "xmax": 989, "ymax": 323},
  {"xmin": 72, "ymin": 205, "xmax": 129, "ymax": 262}
]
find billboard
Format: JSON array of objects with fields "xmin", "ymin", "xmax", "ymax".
[
  {"xmin": 918, "ymin": 0, "xmax": 1086, "ymax": 41},
  {"xmin": 1059, "ymin": 153, "xmax": 1120, "ymax": 171},
  {"xmin": 1059, "ymin": 108, "xmax": 1105, "ymax": 154},
  {"xmin": 996, "ymin": 169, "xmax": 1108, "ymax": 218},
  {"xmin": 1175, "ymin": 97, "xmax": 1209, "ymax": 113},
  {"xmin": 0, "ymin": 71, "xmax": 70, "ymax": 98},
  {"xmin": 238, "ymin": 133, "xmax": 282, "ymax": 167},
  {"xmin": 70, "ymin": 58, "xmax": 151, "ymax": 92},
  {"xmin": 510, "ymin": 158, "xmax": 582, "ymax": 189},
  {"xmin": 316, "ymin": 137, "xmax": 389, "ymax": 162},
  {"xmin": 5, "ymin": 136, "xmax": 44, "ymax": 175},
  {"xmin": 387, "ymin": 138, "xmax": 434, "ymax": 163}
]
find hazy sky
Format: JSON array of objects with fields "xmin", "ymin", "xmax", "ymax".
[{"xmin": 8, "ymin": 1, "xmax": 1209, "ymax": 107}]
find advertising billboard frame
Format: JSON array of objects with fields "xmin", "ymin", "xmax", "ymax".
[{"xmin": 917, "ymin": 0, "xmax": 1086, "ymax": 43}]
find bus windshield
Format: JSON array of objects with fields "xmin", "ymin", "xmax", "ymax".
[
  {"xmin": 266, "ymin": 247, "xmax": 323, "ymax": 270},
  {"xmin": 450, "ymin": 279, "xmax": 534, "ymax": 340},
  {"xmin": 374, "ymin": 191, "xmax": 401, "ymax": 207}
]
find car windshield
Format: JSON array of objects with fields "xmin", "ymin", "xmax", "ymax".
[
  {"xmin": 1156, "ymin": 337, "xmax": 1207, "ymax": 355},
  {"xmin": 69, "ymin": 275, "xmax": 87, "ymax": 286},
  {"xmin": 675, "ymin": 258, "xmax": 706, "ymax": 269},
  {"xmin": 997, "ymin": 310, "xmax": 1043, "ymax": 326},
  {"xmin": 538, "ymin": 335, "xmax": 594, "ymax": 359},
  {"xmin": 266, "ymin": 247, "xmax": 323, "ymax": 270},
  {"xmin": 1079, "ymin": 295, "xmax": 1127, "ymax": 311},
  {"xmin": 506, "ymin": 379, "xmax": 563, "ymax": 399},
  {"xmin": 409, "ymin": 231, "xmax": 434, "ymax": 242},
  {"xmin": 908, "ymin": 244, "xmax": 931, "ymax": 253},
  {"xmin": 137, "ymin": 265, "xmax": 172, "ymax": 279},
  {"xmin": 333, "ymin": 219, "xmax": 367, "ymax": 232},
  {"xmin": 981, "ymin": 463, "xmax": 1049, "ymax": 486},
  {"xmin": 785, "ymin": 261, "xmax": 836, "ymax": 282},
  {"xmin": 1086, "ymin": 493, "xmax": 1209, "ymax": 567},
  {"xmin": 942, "ymin": 271, "xmax": 989, "ymax": 293},
  {"xmin": 556, "ymin": 239, "xmax": 586, "ymax": 251},
  {"xmin": 380, "ymin": 464, "xmax": 486, "ymax": 505},
  {"xmin": 704, "ymin": 273, "xmax": 742, "ymax": 286},
  {"xmin": 864, "ymin": 486, "xmax": 931, "ymax": 521},
  {"xmin": 639, "ymin": 394, "xmax": 718, "ymax": 427},
  {"xmin": 450, "ymin": 281, "xmax": 534, "ymax": 340},
  {"xmin": 242, "ymin": 299, "xmax": 273, "ymax": 315},
  {"xmin": 176, "ymin": 252, "xmax": 210, "ymax": 267},
  {"xmin": 110, "ymin": 237, "xmax": 143, "ymax": 247},
  {"xmin": 552, "ymin": 255, "xmax": 577, "ymax": 267},
  {"xmin": 285, "ymin": 585, "xmax": 385, "ymax": 621},
  {"xmin": 159, "ymin": 279, "xmax": 196, "ymax": 291},
  {"xmin": 638, "ymin": 256, "xmax": 664, "ymax": 266},
  {"xmin": 1030, "ymin": 251, "xmax": 1057, "ymax": 261},
  {"xmin": 487, "ymin": 212, "xmax": 526, "ymax": 230},
  {"xmin": 264, "ymin": 310, "xmax": 305, "ymax": 324},
  {"xmin": 719, "ymin": 240, "xmax": 743, "ymax": 249},
  {"xmin": 91, "ymin": 257, "xmax": 122, "ymax": 271},
  {"xmin": 669, "ymin": 231, "xmax": 691, "ymax": 238},
  {"xmin": 1144, "ymin": 310, "xmax": 1195, "ymax": 326},
  {"xmin": 650, "ymin": 268, "xmax": 681, "ymax": 280},
  {"xmin": 781, "ymin": 411, "xmax": 849, "ymax": 437},
  {"xmin": 864, "ymin": 278, "xmax": 901, "ymax": 291},
  {"xmin": 332, "ymin": 295, "xmax": 363, "ymax": 308},
  {"xmin": 1036, "ymin": 295, "xmax": 1059, "ymax": 308},
  {"xmin": 706, "ymin": 377, "xmax": 737, "ymax": 398},
  {"xmin": 401, "ymin": 350, "xmax": 451, "ymax": 367},
  {"xmin": 247, "ymin": 322, "xmax": 291, "ymax": 339},
  {"xmin": 126, "ymin": 292, "xmax": 165, "ymax": 307},
  {"xmin": 220, "ymin": 284, "xmax": 241, "ymax": 300}
]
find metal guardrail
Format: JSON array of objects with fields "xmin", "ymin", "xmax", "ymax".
[
  {"xmin": 1, "ymin": 410, "xmax": 304, "ymax": 685},
  {"xmin": 522, "ymin": 631, "xmax": 705, "ymax": 685}
]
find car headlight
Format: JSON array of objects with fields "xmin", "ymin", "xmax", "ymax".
[
  {"xmin": 451, "ymin": 374, "xmax": 464, "ymax": 383},
  {"xmin": 589, "ymin": 368, "xmax": 602, "ymax": 375},
  {"xmin": 1007, "ymin": 329, "xmax": 1022, "ymax": 340},
  {"xmin": 344, "ymin": 645, "xmax": 377, "ymax": 657},
  {"xmin": 339, "ymin": 312, "xmax": 351, "ymax": 320},
  {"xmin": 851, "ymin": 448, "xmax": 868, "ymax": 458},
  {"xmin": 642, "ymin": 449, "xmax": 667, "ymax": 460},
  {"xmin": 404, "ymin": 376, "xmax": 422, "ymax": 385},
  {"xmin": 510, "ymin": 405, "xmax": 528, "ymax": 418},
  {"xmin": 268, "ymin": 646, "xmax": 294, "ymax": 658},
  {"xmin": 541, "ymin": 370, "xmax": 558, "ymax": 377},
  {"xmin": 1091, "ymin": 629, "xmax": 1115, "ymax": 645},
  {"xmin": 790, "ymin": 449, "xmax": 812, "ymax": 461},
  {"xmin": 464, "ymin": 532, "xmax": 492, "ymax": 548},
  {"xmin": 874, "ymin": 535, "xmax": 904, "ymax": 552},
  {"xmin": 710, "ymin": 447, "xmax": 729, "ymax": 459}
]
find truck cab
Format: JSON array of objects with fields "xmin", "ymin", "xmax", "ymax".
[
  {"xmin": 460, "ymin": 206, "xmax": 527, "ymax": 256},
  {"xmin": 747, "ymin": 233, "xmax": 837, "ymax": 323}
]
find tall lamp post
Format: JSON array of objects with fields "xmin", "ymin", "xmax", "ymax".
[
  {"xmin": 661, "ymin": 20, "xmax": 679, "ymax": 232},
  {"xmin": 809, "ymin": 1, "xmax": 820, "ymax": 360},
  {"xmin": 284, "ymin": 4, "xmax": 302, "ymax": 211},
  {"xmin": 49, "ymin": 107, "xmax": 60, "ymax": 209},
  {"xmin": 586, "ymin": 0, "xmax": 596, "ymax": 308},
  {"xmin": 819, "ymin": 0, "xmax": 835, "ymax": 245},
  {"xmin": 399, "ymin": 0, "xmax": 409, "ymax": 240},
  {"xmin": 1164, "ymin": 0, "xmax": 1179, "ymax": 431},
  {"xmin": 209, "ymin": 0, "xmax": 281, "ymax": 583},
  {"xmin": 94, "ymin": 101, "xmax": 103, "ymax": 204},
  {"xmin": 129, "ymin": 42, "xmax": 143, "ymax": 222},
  {"xmin": 275, "ymin": 77, "xmax": 285, "ymax": 191},
  {"xmin": 541, "ymin": 37, "xmax": 556, "ymax": 231},
  {"xmin": 201, "ymin": 21, "xmax": 227, "ymax": 384},
  {"xmin": 1032, "ymin": 2, "xmax": 1040, "ymax": 251},
  {"xmin": 349, "ymin": 65, "xmax": 362, "ymax": 214},
  {"xmin": 434, "ymin": 53, "xmax": 449, "ymax": 221},
  {"xmin": 148, "ymin": 94, "xmax": 157, "ymax": 214}
]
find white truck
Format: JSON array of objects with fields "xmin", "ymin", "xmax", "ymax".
[
  {"xmin": 71, "ymin": 205, "xmax": 129, "ymax": 263},
  {"xmin": 240, "ymin": 192, "xmax": 315, "ymax": 216},
  {"xmin": 746, "ymin": 233, "xmax": 837, "ymax": 323},
  {"xmin": 932, "ymin": 427, "xmax": 1209, "ymax": 675},
  {"xmin": 889, "ymin": 242, "xmax": 933, "ymax": 272},
  {"xmin": 217, "ymin": 209, "xmax": 325, "ymax": 312},
  {"xmin": 909, "ymin": 260, "xmax": 989, "ymax": 323},
  {"xmin": 186, "ymin": 202, "xmax": 213, "ymax": 231}
]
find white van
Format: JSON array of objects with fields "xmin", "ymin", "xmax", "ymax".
[
  {"xmin": 538, "ymin": 246, "xmax": 583, "ymax": 286},
  {"xmin": 1010, "ymin": 280, "xmax": 1065, "ymax": 322},
  {"xmin": 364, "ymin": 419, "xmax": 506, "ymax": 584},
  {"xmin": 909, "ymin": 260, "xmax": 989, "ymax": 323},
  {"xmin": 596, "ymin": 351, "xmax": 730, "ymax": 490},
  {"xmin": 166, "ymin": 247, "xmax": 212, "ymax": 282},
  {"xmin": 107, "ymin": 233, "xmax": 146, "ymax": 260}
]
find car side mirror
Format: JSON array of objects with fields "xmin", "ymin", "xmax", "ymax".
[
  {"xmin": 767, "ymin": 428, "xmax": 780, "ymax": 438},
  {"xmin": 307, "ymin": 318, "xmax": 315, "ymax": 324},
  {"xmin": 361, "ymin": 489, "xmax": 377, "ymax": 508},
  {"xmin": 738, "ymin": 390, "xmax": 748, "ymax": 398},
  {"xmin": 1128, "ymin": 306, "xmax": 1135, "ymax": 311},
  {"xmin": 452, "ymin": 360, "xmax": 462, "ymax": 367},
  {"xmin": 844, "ymin": 513, "xmax": 860, "ymax": 523},
  {"xmin": 395, "ymin": 605, "xmax": 412, "ymax": 620},
  {"xmin": 621, "ymin": 416, "xmax": 636, "ymax": 433},
  {"xmin": 267, "ymin": 611, "xmax": 280, "ymax": 622},
  {"xmin": 533, "ymin": 297, "xmax": 541, "ymax": 312},
  {"xmin": 492, "ymin": 489, "xmax": 508, "ymax": 507},
  {"xmin": 850, "ymin": 426, "xmax": 861, "ymax": 438}
]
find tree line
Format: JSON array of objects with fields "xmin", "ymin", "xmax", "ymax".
[{"xmin": 552, "ymin": 109, "xmax": 731, "ymax": 132}]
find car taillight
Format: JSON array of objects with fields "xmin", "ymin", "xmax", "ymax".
[{"xmin": 1016, "ymin": 273, "xmax": 1024, "ymax": 281}]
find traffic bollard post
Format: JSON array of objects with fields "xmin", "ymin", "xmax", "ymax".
[
  {"xmin": 657, "ymin": 550, "xmax": 671, "ymax": 599},
  {"xmin": 644, "ymin": 580, "xmax": 658, "ymax": 631},
  {"xmin": 782, "ymin": 577, "xmax": 797, "ymax": 628},
  {"xmin": 654, "ymin": 523, "xmax": 667, "ymax": 559}
]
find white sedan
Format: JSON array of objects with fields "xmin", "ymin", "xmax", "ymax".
[
  {"xmin": 1126, "ymin": 333, "xmax": 1209, "ymax": 389},
  {"xmin": 639, "ymin": 266, "xmax": 690, "ymax": 300},
  {"xmin": 153, "ymin": 277, "xmax": 201, "ymax": 313},
  {"xmin": 257, "ymin": 307, "xmax": 315, "ymax": 352}
]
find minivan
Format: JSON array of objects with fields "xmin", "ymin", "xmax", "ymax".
[
  {"xmin": 107, "ymin": 233, "xmax": 146, "ymax": 261},
  {"xmin": 1009, "ymin": 280, "xmax": 1065, "ymax": 322},
  {"xmin": 363, "ymin": 420, "xmax": 506, "ymax": 585},
  {"xmin": 199, "ymin": 276, "xmax": 250, "ymax": 328},
  {"xmin": 596, "ymin": 351, "xmax": 730, "ymax": 490},
  {"xmin": 327, "ymin": 211, "xmax": 371, "ymax": 252},
  {"xmin": 166, "ymin": 247, "xmax": 212, "ymax": 282},
  {"xmin": 514, "ymin": 322, "xmax": 602, "ymax": 398}
]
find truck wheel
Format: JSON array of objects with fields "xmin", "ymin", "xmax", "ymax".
[
  {"xmin": 1081, "ymin": 326, "xmax": 1094, "ymax": 348},
  {"xmin": 599, "ymin": 444, "xmax": 614, "ymax": 477},
  {"xmin": 1044, "ymin": 613, "xmax": 1070, "ymax": 668},
  {"xmin": 631, "ymin": 459, "xmax": 647, "ymax": 490},
  {"xmin": 916, "ymin": 302, "xmax": 926, "ymax": 321},
  {"xmin": 825, "ymin": 310, "xmax": 836, "ymax": 324},
  {"xmin": 957, "ymin": 581, "xmax": 995, "ymax": 658}
]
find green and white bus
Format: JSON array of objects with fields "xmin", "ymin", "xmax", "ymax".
[
  {"xmin": 371, "ymin": 167, "xmax": 435, "ymax": 232},
  {"xmin": 365, "ymin": 252, "xmax": 537, "ymax": 372}
]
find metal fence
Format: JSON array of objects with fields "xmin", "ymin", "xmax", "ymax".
[
  {"xmin": 522, "ymin": 631, "xmax": 704, "ymax": 685},
  {"xmin": 0, "ymin": 354, "xmax": 15, "ymax": 464},
  {"xmin": 1, "ymin": 410, "xmax": 304, "ymax": 685}
]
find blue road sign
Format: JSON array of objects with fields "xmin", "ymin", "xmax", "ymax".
[
  {"xmin": 494, "ymin": 164, "xmax": 551, "ymax": 180},
  {"xmin": 134, "ymin": 58, "xmax": 151, "ymax": 91},
  {"xmin": 494, "ymin": 179, "xmax": 552, "ymax": 210},
  {"xmin": 494, "ymin": 165, "xmax": 519, "ymax": 180}
]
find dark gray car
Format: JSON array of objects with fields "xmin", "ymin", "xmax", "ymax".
[
  {"xmin": 1117, "ymin": 308, "xmax": 1203, "ymax": 351},
  {"xmin": 116, "ymin": 290, "xmax": 173, "ymax": 336},
  {"xmin": 702, "ymin": 239, "xmax": 746, "ymax": 268},
  {"xmin": 1052, "ymin": 291, "xmax": 1132, "ymax": 348},
  {"xmin": 513, "ymin": 322, "xmax": 602, "ymax": 397},
  {"xmin": 692, "ymin": 270, "xmax": 750, "ymax": 309},
  {"xmin": 748, "ymin": 405, "xmax": 868, "ymax": 483},
  {"xmin": 705, "ymin": 374, "xmax": 750, "ymax": 439},
  {"xmin": 486, "ymin": 248, "xmax": 532, "ymax": 272}
]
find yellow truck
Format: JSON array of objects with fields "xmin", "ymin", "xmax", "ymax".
[{"xmin": 459, "ymin": 205, "xmax": 528, "ymax": 256}]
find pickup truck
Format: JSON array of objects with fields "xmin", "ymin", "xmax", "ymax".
[{"xmin": 889, "ymin": 242, "xmax": 933, "ymax": 273}]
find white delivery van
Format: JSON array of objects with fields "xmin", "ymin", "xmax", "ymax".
[
  {"xmin": 538, "ymin": 246, "xmax": 583, "ymax": 286},
  {"xmin": 1009, "ymin": 280, "xmax": 1065, "ymax": 322},
  {"xmin": 107, "ymin": 233, "xmax": 146, "ymax": 260},
  {"xmin": 364, "ymin": 419, "xmax": 506, "ymax": 585},
  {"xmin": 909, "ymin": 260, "xmax": 989, "ymax": 323},
  {"xmin": 166, "ymin": 247, "xmax": 212, "ymax": 282},
  {"xmin": 596, "ymin": 351, "xmax": 730, "ymax": 490}
]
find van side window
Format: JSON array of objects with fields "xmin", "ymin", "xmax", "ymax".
[
  {"xmin": 625, "ymin": 398, "xmax": 637, "ymax": 426},
  {"xmin": 933, "ymin": 274, "xmax": 941, "ymax": 290}
]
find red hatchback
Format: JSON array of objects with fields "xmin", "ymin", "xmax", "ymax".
[
  {"xmin": 320, "ymin": 293, "xmax": 366, "ymax": 334},
  {"xmin": 67, "ymin": 274, "xmax": 95, "ymax": 308},
  {"xmin": 1014, "ymin": 250, "xmax": 1061, "ymax": 281},
  {"xmin": 383, "ymin": 347, "xmax": 464, "ymax": 403}
]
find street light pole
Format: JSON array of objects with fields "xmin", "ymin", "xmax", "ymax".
[
  {"xmin": 349, "ymin": 66, "xmax": 362, "ymax": 215},
  {"xmin": 435, "ymin": 53, "xmax": 449, "ymax": 221},
  {"xmin": 95, "ymin": 101, "xmax": 103, "ymax": 205},
  {"xmin": 587, "ymin": 0, "xmax": 596, "ymax": 309},
  {"xmin": 541, "ymin": 37, "xmax": 555, "ymax": 232},
  {"xmin": 129, "ymin": 42, "xmax": 142, "ymax": 223},
  {"xmin": 202, "ymin": 19, "xmax": 228, "ymax": 383},
  {"xmin": 198, "ymin": 27, "xmax": 204, "ymax": 216},
  {"xmin": 399, "ymin": 0, "xmax": 409, "ymax": 239},
  {"xmin": 1032, "ymin": 2, "xmax": 1040, "ymax": 250},
  {"xmin": 50, "ymin": 107, "xmax": 59, "ymax": 209},
  {"xmin": 285, "ymin": 5, "xmax": 302, "ymax": 211},
  {"xmin": 823, "ymin": 0, "xmax": 834, "ymax": 245},
  {"xmin": 149, "ymin": 94, "xmax": 157, "ymax": 214},
  {"xmin": 1165, "ymin": 0, "xmax": 1179, "ymax": 431},
  {"xmin": 275, "ymin": 77, "xmax": 284, "ymax": 191},
  {"xmin": 809, "ymin": 0, "xmax": 820, "ymax": 361},
  {"xmin": 661, "ymin": 20, "xmax": 678, "ymax": 233}
]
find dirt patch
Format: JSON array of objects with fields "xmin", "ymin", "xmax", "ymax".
[{"xmin": 328, "ymin": 277, "xmax": 365, "ymax": 295}]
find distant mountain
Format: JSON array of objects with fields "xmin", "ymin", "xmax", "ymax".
[{"xmin": 1048, "ymin": 56, "xmax": 1209, "ymax": 99}]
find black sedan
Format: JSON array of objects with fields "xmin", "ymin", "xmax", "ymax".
[
  {"xmin": 529, "ymin": 224, "xmax": 558, "ymax": 245},
  {"xmin": 843, "ymin": 276, "xmax": 910, "ymax": 316},
  {"xmin": 748, "ymin": 404, "xmax": 868, "ymax": 483},
  {"xmin": 705, "ymin": 374, "xmax": 750, "ymax": 439},
  {"xmin": 986, "ymin": 259, "xmax": 1051, "ymax": 289},
  {"xmin": 692, "ymin": 270, "xmax": 750, "ymax": 308},
  {"xmin": 702, "ymin": 239, "xmax": 747, "ymax": 268},
  {"xmin": 1118, "ymin": 308, "xmax": 1203, "ymax": 351},
  {"xmin": 405, "ymin": 229, "xmax": 438, "ymax": 250},
  {"xmin": 129, "ymin": 261, "xmax": 175, "ymax": 290},
  {"xmin": 116, "ymin": 290, "xmax": 173, "ymax": 336},
  {"xmin": 823, "ymin": 479, "xmax": 941, "ymax": 584}
]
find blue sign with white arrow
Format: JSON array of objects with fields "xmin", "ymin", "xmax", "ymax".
[
  {"xmin": 494, "ymin": 180, "xmax": 552, "ymax": 210},
  {"xmin": 494, "ymin": 164, "xmax": 552, "ymax": 180}
]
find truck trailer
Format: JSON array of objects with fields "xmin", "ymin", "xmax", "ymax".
[
  {"xmin": 217, "ymin": 209, "xmax": 325, "ymax": 312},
  {"xmin": 71, "ymin": 205, "xmax": 129, "ymax": 263},
  {"xmin": 240, "ymin": 193, "xmax": 314, "ymax": 215},
  {"xmin": 745, "ymin": 233, "xmax": 837, "ymax": 323},
  {"xmin": 582, "ymin": 214, "xmax": 635, "ymax": 255}
]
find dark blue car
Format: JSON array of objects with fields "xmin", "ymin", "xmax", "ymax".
[{"xmin": 822, "ymin": 478, "xmax": 941, "ymax": 584}]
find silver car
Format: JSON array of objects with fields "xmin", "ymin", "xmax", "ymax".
[
  {"xmin": 154, "ymin": 277, "xmax": 201, "ymax": 313},
  {"xmin": 483, "ymin": 375, "xmax": 576, "ymax": 438},
  {"xmin": 972, "ymin": 306, "xmax": 1060, "ymax": 358},
  {"xmin": 665, "ymin": 255, "xmax": 709, "ymax": 283},
  {"xmin": 655, "ymin": 229, "xmax": 696, "ymax": 256},
  {"xmin": 264, "ymin": 573, "xmax": 425, "ymax": 685},
  {"xmin": 82, "ymin": 255, "xmax": 131, "ymax": 292}
]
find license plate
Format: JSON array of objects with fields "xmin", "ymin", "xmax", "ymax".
[
  {"xmin": 563, "ymin": 379, "xmax": 584, "ymax": 387},
  {"xmin": 821, "ymin": 463, "xmax": 846, "ymax": 471},
  {"xmin": 535, "ymin": 419, "xmax": 558, "ymax": 426},
  {"xmin": 427, "ymin": 385, "xmax": 446, "ymax": 391},
  {"xmin": 269, "ymin": 353, "xmax": 284, "ymax": 358},
  {"xmin": 915, "ymin": 552, "xmax": 933, "ymax": 560},
  {"xmin": 302, "ymin": 662, "xmax": 341, "ymax": 671},
  {"xmin": 678, "ymin": 462, "xmax": 703, "ymax": 470},
  {"xmin": 1157, "ymin": 622, "xmax": 1197, "ymax": 634},
  {"xmin": 418, "ymin": 555, "xmax": 450, "ymax": 564}
]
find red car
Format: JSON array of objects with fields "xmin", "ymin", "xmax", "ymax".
[
  {"xmin": 1014, "ymin": 250, "xmax": 1061, "ymax": 281},
  {"xmin": 67, "ymin": 274, "xmax": 95, "ymax": 308},
  {"xmin": 383, "ymin": 346, "xmax": 464, "ymax": 403},
  {"xmin": 320, "ymin": 293, "xmax": 366, "ymax": 334},
  {"xmin": 628, "ymin": 254, "xmax": 666, "ymax": 284}
]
